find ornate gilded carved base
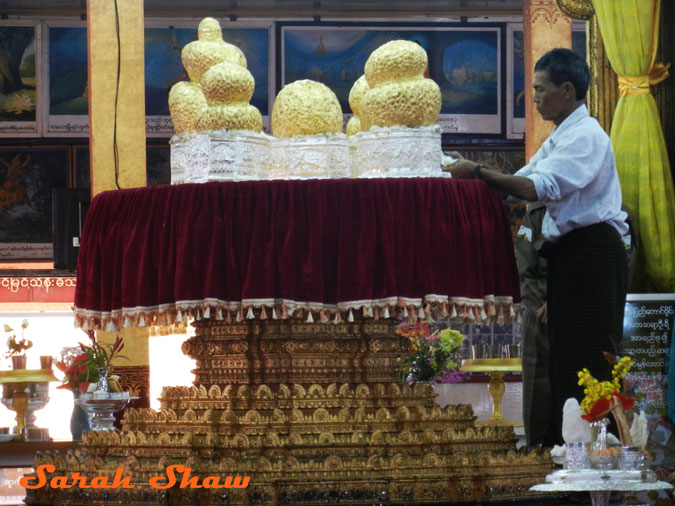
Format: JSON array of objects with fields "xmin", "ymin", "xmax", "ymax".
[
  {"xmin": 113, "ymin": 365, "xmax": 150, "ymax": 409},
  {"xmin": 26, "ymin": 319, "xmax": 552, "ymax": 505},
  {"xmin": 182, "ymin": 318, "xmax": 408, "ymax": 385}
]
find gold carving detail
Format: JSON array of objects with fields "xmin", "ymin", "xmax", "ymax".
[
  {"xmin": 557, "ymin": 0, "xmax": 595, "ymax": 20},
  {"xmin": 27, "ymin": 318, "xmax": 552, "ymax": 505}
]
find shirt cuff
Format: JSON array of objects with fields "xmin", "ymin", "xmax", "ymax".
[{"xmin": 525, "ymin": 173, "xmax": 544, "ymax": 201}]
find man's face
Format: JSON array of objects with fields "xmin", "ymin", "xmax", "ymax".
[{"xmin": 533, "ymin": 70, "xmax": 571, "ymax": 126}]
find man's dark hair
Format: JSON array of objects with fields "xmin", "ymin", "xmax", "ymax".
[{"xmin": 534, "ymin": 48, "xmax": 590, "ymax": 100}]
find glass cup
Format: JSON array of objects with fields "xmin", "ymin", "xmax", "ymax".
[
  {"xmin": 565, "ymin": 442, "xmax": 590, "ymax": 470},
  {"xmin": 471, "ymin": 344, "xmax": 501, "ymax": 359},
  {"xmin": 619, "ymin": 446, "xmax": 641, "ymax": 470},
  {"xmin": 501, "ymin": 344, "xmax": 520, "ymax": 359},
  {"xmin": 39, "ymin": 356, "xmax": 53, "ymax": 370}
]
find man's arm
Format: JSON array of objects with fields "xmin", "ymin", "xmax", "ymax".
[
  {"xmin": 446, "ymin": 158, "xmax": 538, "ymax": 201},
  {"xmin": 477, "ymin": 166, "xmax": 538, "ymax": 201}
]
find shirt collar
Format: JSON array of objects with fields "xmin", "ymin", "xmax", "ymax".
[{"xmin": 550, "ymin": 103, "xmax": 588, "ymax": 141}]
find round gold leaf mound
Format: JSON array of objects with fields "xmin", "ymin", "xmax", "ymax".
[
  {"xmin": 201, "ymin": 62, "xmax": 255, "ymax": 105},
  {"xmin": 348, "ymin": 75, "xmax": 370, "ymax": 116},
  {"xmin": 364, "ymin": 40, "xmax": 428, "ymax": 88},
  {"xmin": 196, "ymin": 17, "xmax": 247, "ymax": 68},
  {"xmin": 182, "ymin": 41, "xmax": 247, "ymax": 83},
  {"xmin": 168, "ymin": 81, "xmax": 207, "ymax": 135},
  {"xmin": 180, "ymin": 18, "xmax": 247, "ymax": 84},
  {"xmin": 360, "ymin": 77, "xmax": 441, "ymax": 130},
  {"xmin": 271, "ymin": 79, "xmax": 343, "ymax": 137},
  {"xmin": 346, "ymin": 116, "xmax": 362, "ymax": 136},
  {"xmin": 197, "ymin": 17, "xmax": 223, "ymax": 42},
  {"xmin": 195, "ymin": 103, "xmax": 262, "ymax": 132}
]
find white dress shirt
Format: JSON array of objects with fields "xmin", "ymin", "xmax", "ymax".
[{"xmin": 514, "ymin": 104, "xmax": 628, "ymax": 242}]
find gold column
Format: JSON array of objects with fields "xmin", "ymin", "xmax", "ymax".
[
  {"xmin": 86, "ymin": 0, "xmax": 149, "ymax": 408},
  {"xmin": 523, "ymin": 0, "xmax": 573, "ymax": 160},
  {"xmin": 87, "ymin": 0, "xmax": 146, "ymax": 196}
]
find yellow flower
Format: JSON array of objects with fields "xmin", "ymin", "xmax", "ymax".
[
  {"xmin": 577, "ymin": 358, "xmax": 632, "ymax": 415},
  {"xmin": 4, "ymin": 91, "xmax": 35, "ymax": 115}
]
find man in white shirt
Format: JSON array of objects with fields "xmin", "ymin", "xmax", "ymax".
[{"xmin": 447, "ymin": 48, "xmax": 628, "ymax": 446}]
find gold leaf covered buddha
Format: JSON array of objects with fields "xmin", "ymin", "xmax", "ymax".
[
  {"xmin": 168, "ymin": 82, "xmax": 207, "ymax": 135},
  {"xmin": 360, "ymin": 40, "xmax": 441, "ymax": 130},
  {"xmin": 195, "ymin": 61, "xmax": 262, "ymax": 132},
  {"xmin": 168, "ymin": 17, "xmax": 252, "ymax": 135},
  {"xmin": 181, "ymin": 17, "xmax": 247, "ymax": 83},
  {"xmin": 346, "ymin": 75, "xmax": 370, "ymax": 136},
  {"xmin": 271, "ymin": 79, "xmax": 343, "ymax": 138}
]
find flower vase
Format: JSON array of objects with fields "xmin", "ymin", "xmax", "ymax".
[
  {"xmin": 96, "ymin": 367, "xmax": 109, "ymax": 392},
  {"xmin": 70, "ymin": 390, "xmax": 91, "ymax": 441}
]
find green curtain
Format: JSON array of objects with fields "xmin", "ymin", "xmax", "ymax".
[{"xmin": 592, "ymin": 0, "xmax": 674, "ymax": 291}]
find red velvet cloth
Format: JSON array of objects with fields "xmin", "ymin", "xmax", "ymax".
[{"xmin": 74, "ymin": 178, "xmax": 520, "ymax": 329}]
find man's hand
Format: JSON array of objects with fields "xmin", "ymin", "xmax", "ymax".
[
  {"xmin": 536, "ymin": 302, "xmax": 548, "ymax": 324},
  {"xmin": 443, "ymin": 151, "xmax": 538, "ymax": 201},
  {"xmin": 443, "ymin": 151, "xmax": 477, "ymax": 179}
]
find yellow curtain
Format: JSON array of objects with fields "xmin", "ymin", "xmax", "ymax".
[{"xmin": 592, "ymin": 0, "xmax": 674, "ymax": 291}]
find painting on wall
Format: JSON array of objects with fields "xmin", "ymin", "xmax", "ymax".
[
  {"xmin": 0, "ymin": 22, "xmax": 40, "ymax": 136},
  {"xmin": 279, "ymin": 23, "xmax": 502, "ymax": 134},
  {"xmin": 44, "ymin": 23, "xmax": 88, "ymax": 135},
  {"xmin": 0, "ymin": 146, "xmax": 70, "ymax": 259},
  {"xmin": 144, "ymin": 22, "xmax": 271, "ymax": 135},
  {"xmin": 46, "ymin": 21, "xmax": 272, "ymax": 136},
  {"xmin": 506, "ymin": 25, "xmax": 525, "ymax": 139},
  {"xmin": 74, "ymin": 144, "xmax": 170, "ymax": 188},
  {"xmin": 507, "ymin": 23, "xmax": 586, "ymax": 139}
]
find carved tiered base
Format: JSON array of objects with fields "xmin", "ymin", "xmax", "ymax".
[
  {"xmin": 183, "ymin": 319, "xmax": 408, "ymax": 385},
  {"xmin": 26, "ymin": 319, "xmax": 552, "ymax": 505}
]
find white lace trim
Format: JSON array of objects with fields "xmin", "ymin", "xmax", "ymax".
[{"xmin": 73, "ymin": 295, "xmax": 518, "ymax": 331}]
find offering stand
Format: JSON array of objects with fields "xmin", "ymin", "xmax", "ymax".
[
  {"xmin": 0, "ymin": 369, "xmax": 59, "ymax": 438},
  {"xmin": 460, "ymin": 358, "xmax": 523, "ymax": 426},
  {"xmin": 531, "ymin": 475, "xmax": 673, "ymax": 506}
]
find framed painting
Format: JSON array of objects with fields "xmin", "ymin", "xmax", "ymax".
[
  {"xmin": 0, "ymin": 21, "xmax": 41, "ymax": 137},
  {"xmin": 506, "ymin": 24, "xmax": 525, "ymax": 139},
  {"xmin": 45, "ymin": 20, "xmax": 273, "ymax": 136},
  {"xmin": 507, "ymin": 22, "xmax": 586, "ymax": 139},
  {"xmin": 42, "ymin": 21, "xmax": 88, "ymax": 136},
  {"xmin": 144, "ymin": 19, "xmax": 273, "ymax": 136},
  {"xmin": 278, "ymin": 22, "xmax": 502, "ymax": 135},
  {"xmin": 0, "ymin": 146, "xmax": 70, "ymax": 259},
  {"xmin": 74, "ymin": 144, "xmax": 170, "ymax": 188},
  {"xmin": 73, "ymin": 145, "xmax": 89, "ymax": 188}
]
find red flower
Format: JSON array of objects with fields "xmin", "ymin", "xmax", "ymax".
[
  {"xmin": 581, "ymin": 397, "xmax": 611, "ymax": 422},
  {"xmin": 614, "ymin": 392, "xmax": 635, "ymax": 411},
  {"xmin": 581, "ymin": 392, "xmax": 635, "ymax": 422}
]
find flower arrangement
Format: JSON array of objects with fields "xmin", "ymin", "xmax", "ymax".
[
  {"xmin": 577, "ymin": 356, "xmax": 635, "ymax": 446},
  {"xmin": 56, "ymin": 331, "xmax": 125, "ymax": 393},
  {"xmin": 3, "ymin": 320, "xmax": 32, "ymax": 358},
  {"xmin": 396, "ymin": 323, "xmax": 465, "ymax": 384}
]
